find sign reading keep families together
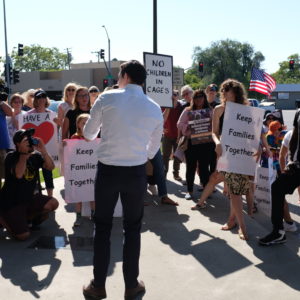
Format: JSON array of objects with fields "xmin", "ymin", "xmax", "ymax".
[
  {"xmin": 18, "ymin": 111, "xmax": 59, "ymax": 165},
  {"xmin": 144, "ymin": 52, "xmax": 173, "ymax": 108},
  {"xmin": 217, "ymin": 102, "xmax": 264, "ymax": 176}
]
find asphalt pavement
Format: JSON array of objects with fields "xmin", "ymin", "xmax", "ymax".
[{"xmin": 1, "ymin": 162, "xmax": 300, "ymax": 300}]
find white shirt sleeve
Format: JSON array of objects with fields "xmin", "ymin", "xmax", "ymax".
[
  {"xmin": 282, "ymin": 130, "xmax": 292, "ymax": 148},
  {"xmin": 83, "ymin": 98, "xmax": 103, "ymax": 140},
  {"xmin": 147, "ymin": 119, "xmax": 163, "ymax": 159}
]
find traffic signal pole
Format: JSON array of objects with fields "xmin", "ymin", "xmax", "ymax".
[
  {"xmin": 3, "ymin": 0, "xmax": 11, "ymax": 91},
  {"xmin": 153, "ymin": 0, "xmax": 157, "ymax": 54}
]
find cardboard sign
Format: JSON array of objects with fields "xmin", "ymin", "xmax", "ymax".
[
  {"xmin": 19, "ymin": 111, "xmax": 59, "ymax": 165},
  {"xmin": 144, "ymin": 52, "xmax": 173, "ymax": 107},
  {"xmin": 63, "ymin": 139, "xmax": 122, "ymax": 217},
  {"xmin": 188, "ymin": 108, "xmax": 213, "ymax": 145},
  {"xmin": 217, "ymin": 102, "xmax": 264, "ymax": 176}
]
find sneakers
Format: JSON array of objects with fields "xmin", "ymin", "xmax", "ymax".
[
  {"xmin": 259, "ymin": 230, "xmax": 286, "ymax": 246},
  {"xmin": 74, "ymin": 213, "xmax": 82, "ymax": 227},
  {"xmin": 148, "ymin": 184, "xmax": 158, "ymax": 196},
  {"xmin": 283, "ymin": 221, "xmax": 297, "ymax": 232},
  {"xmin": 185, "ymin": 192, "xmax": 193, "ymax": 200},
  {"xmin": 83, "ymin": 280, "xmax": 106, "ymax": 299},
  {"xmin": 125, "ymin": 281, "xmax": 146, "ymax": 300}
]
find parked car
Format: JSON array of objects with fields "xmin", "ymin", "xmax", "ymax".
[
  {"xmin": 248, "ymin": 98, "xmax": 259, "ymax": 107},
  {"xmin": 258, "ymin": 101, "xmax": 276, "ymax": 114}
]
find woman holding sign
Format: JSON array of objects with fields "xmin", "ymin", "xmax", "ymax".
[
  {"xmin": 177, "ymin": 90, "xmax": 215, "ymax": 200},
  {"xmin": 192, "ymin": 79, "xmax": 251, "ymax": 240}
]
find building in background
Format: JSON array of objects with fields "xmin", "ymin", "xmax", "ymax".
[{"xmin": 272, "ymin": 84, "xmax": 300, "ymax": 109}]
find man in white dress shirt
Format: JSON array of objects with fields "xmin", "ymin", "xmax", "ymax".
[{"xmin": 82, "ymin": 60, "xmax": 163, "ymax": 300}]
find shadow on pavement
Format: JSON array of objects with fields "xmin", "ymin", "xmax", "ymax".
[{"xmin": 0, "ymin": 212, "xmax": 64, "ymax": 298}]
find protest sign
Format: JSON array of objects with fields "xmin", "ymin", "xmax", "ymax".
[
  {"xmin": 144, "ymin": 52, "xmax": 173, "ymax": 107},
  {"xmin": 188, "ymin": 108, "xmax": 213, "ymax": 145},
  {"xmin": 217, "ymin": 102, "xmax": 264, "ymax": 176},
  {"xmin": 63, "ymin": 139, "xmax": 122, "ymax": 217},
  {"xmin": 254, "ymin": 159, "xmax": 276, "ymax": 217},
  {"xmin": 19, "ymin": 111, "xmax": 59, "ymax": 165}
]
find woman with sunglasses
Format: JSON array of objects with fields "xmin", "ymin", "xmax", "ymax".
[
  {"xmin": 88, "ymin": 86, "xmax": 100, "ymax": 106},
  {"xmin": 192, "ymin": 79, "xmax": 253, "ymax": 240},
  {"xmin": 27, "ymin": 89, "xmax": 55, "ymax": 197},
  {"xmin": 57, "ymin": 83, "xmax": 78, "ymax": 128},
  {"xmin": 177, "ymin": 90, "xmax": 215, "ymax": 200}
]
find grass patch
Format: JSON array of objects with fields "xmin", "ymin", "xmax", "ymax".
[{"xmin": 39, "ymin": 167, "xmax": 61, "ymax": 182}]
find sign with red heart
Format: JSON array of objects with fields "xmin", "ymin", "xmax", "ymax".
[
  {"xmin": 18, "ymin": 111, "xmax": 59, "ymax": 165},
  {"xmin": 22, "ymin": 122, "xmax": 54, "ymax": 145}
]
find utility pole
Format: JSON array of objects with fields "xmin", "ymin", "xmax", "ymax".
[
  {"xmin": 91, "ymin": 50, "xmax": 100, "ymax": 63},
  {"xmin": 153, "ymin": 0, "xmax": 157, "ymax": 54}
]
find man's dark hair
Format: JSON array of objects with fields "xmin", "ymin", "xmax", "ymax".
[{"xmin": 120, "ymin": 60, "xmax": 147, "ymax": 85}]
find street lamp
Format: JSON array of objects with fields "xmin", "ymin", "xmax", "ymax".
[{"xmin": 102, "ymin": 25, "xmax": 111, "ymax": 84}]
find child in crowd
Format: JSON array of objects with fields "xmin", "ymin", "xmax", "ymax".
[{"xmin": 71, "ymin": 113, "xmax": 95, "ymax": 226}]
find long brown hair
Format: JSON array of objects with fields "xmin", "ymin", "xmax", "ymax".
[
  {"xmin": 219, "ymin": 79, "xmax": 248, "ymax": 105},
  {"xmin": 73, "ymin": 86, "xmax": 91, "ymax": 110},
  {"xmin": 187, "ymin": 89, "xmax": 210, "ymax": 111}
]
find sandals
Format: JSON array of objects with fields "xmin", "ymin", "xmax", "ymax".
[
  {"xmin": 221, "ymin": 223, "xmax": 237, "ymax": 231},
  {"xmin": 161, "ymin": 197, "xmax": 179, "ymax": 206},
  {"xmin": 238, "ymin": 229, "xmax": 249, "ymax": 241},
  {"xmin": 191, "ymin": 202, "xmax": 207, "ymax": 210}
]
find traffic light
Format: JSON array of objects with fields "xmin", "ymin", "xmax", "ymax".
[
  {"xmin": 13, "ymin": 69, "xmax": 20, "ymax": 84},
  {"xmin": 100, "ymin": 49, "xmax": 105, "ymax": 59},
  {"xmin": 18, "ymin": 43, "xmax": 24, "ymax": 56},
  {"xmin": 289, "ymin": 59, "xmax": 295, "ymax": 70},
  {"xmin": 4, "ymin": 64, "xmax": 13, "ymax": 83},
  {"xmin": 103, "ymin": 78, "xmax": 109, "ymax": 89},
  {"xmin": 198, "ymin": 62, "xmax": 204, "ymax": 73}
]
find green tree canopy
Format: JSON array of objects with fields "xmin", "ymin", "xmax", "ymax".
[
  {"xmin": 184, "ymin": 39, "xmax": 265, "ymax": 90},
  {"xmin": 271, "ymin": 54, "xmax": 300, "ymax": 84},
  {"xmin": 9, "ymin": 44, "xmax": 70, "ymax": 72}
]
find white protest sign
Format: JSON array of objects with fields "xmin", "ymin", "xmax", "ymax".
[
  {"xmin": 144, "ymin": 52, "xmax": 173, "ymax": 107},
  {"xmin": 173, "ymin": 67, "xmax": 184, "ymax": 86},
  {"xmin": 19, "ymin": 111, "xmax": 59, "ymax": 165},
  {"xmin": 217, "ymin": 102, "xmax": 264, "ymax": 176},
  {"xmin": 63, "ymin": 139, "xmax": 122, "ymax": 217}
]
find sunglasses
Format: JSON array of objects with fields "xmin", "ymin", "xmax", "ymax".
[
  {"xmin": 173, "ymin": 93, "xmax": 179, "ymax": 97},
  {"xmin": 267, "ymin": 117, "xmax": 274, "ymax": 121},
  {"xmin": 89, "ymin": 89, "xmax": 98, "ymax": 93},
  {"xmin": 67, "ymin": 88, "xmax": 76, "ymax": 92}
]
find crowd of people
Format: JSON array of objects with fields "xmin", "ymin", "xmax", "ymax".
[{"xmin": 0, "ymin": 59, "xmax": 300, "ymax": 299}]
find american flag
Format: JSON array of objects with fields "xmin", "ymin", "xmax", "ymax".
[{"xmin": 249, "ymin": 67, "xmax": 276, "ymax": 96}]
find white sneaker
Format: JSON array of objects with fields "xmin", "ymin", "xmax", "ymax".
[
  {"xmin": 283, "ymin": 221, "xmax": 297, "ymax": 232},
  {"xmin": 148, "ymin": 185, "xmax": 158, "ymax": 196},
  {"xmin": 185, "ymin": 192, "xmax": 193, "ymax": 200}
]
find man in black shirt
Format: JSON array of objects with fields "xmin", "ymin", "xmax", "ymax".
[
  {"xmin": 0, "ymin": 129, "xmax": 59, "ymax": 240},
  {"xmin": 259, "ymin": 109, "xmax": 300, "ymax": 246}
]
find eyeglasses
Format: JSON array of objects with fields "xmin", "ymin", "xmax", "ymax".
[
  {"xmin": 67, "ymin": 88, "xmax": 76, "ymax": 92},
  {"xmin": 267, "ymin": 117, "xmax": 274, "ymax": 121},
  {"xmin": 77, "ymin": 94, "xmax": 89, "ymax": 98},
  {"xmin": 89, "ymin": 89, "xmax": 99, "ymax": 93},
  {"xmin": 173, "ymin": 93, "xmax": 179, "ymax": 97}
]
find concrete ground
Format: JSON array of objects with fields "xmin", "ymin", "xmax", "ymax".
[{"xmin": 1, "ymin": 165, "xmax": 300, "ymax": 300}]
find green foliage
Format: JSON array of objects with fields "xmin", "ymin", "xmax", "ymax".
[
  {"xmin": 9, "ymin": 44, "xmax": 70, "ymax": 72},
  {"xmin": 271, "ymin": 54, "xmax": 300, "ymax": 84},
  {"xmin": 184, "ymin": 39, "xmax": 265, "ymax": 89}
]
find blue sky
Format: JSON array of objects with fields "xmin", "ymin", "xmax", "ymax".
[{"xmin": 1, "ymin": 0, "xmax": 299, "ymax": 74}]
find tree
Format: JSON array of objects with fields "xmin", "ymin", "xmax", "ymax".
[
  {"xmin": 7, "ymin": 44, "xmax": 70, "ymax": 72},
  {"xmin": 185, "ymin": 39, "xmax": 265, "ymax": 89},
  {"xmin": 271, "ymin": 54, "xmax": 300, "ymax": 84}
]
